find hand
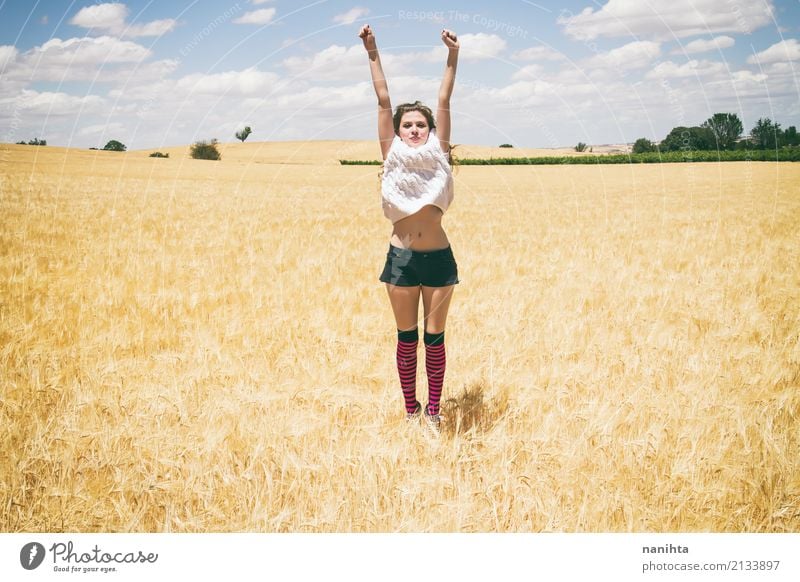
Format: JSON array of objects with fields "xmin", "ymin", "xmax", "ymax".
[
  {"xmin": 441, "ymin": 29, "xmax": 459, "ymax": 50},
  {"xmin": 359, "ymin": 24, "xmax": 377, "ymax": 51}
]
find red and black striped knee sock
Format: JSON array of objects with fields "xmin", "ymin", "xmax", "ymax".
[
  {"xmin": 396, "ymin": 327, "xmax": 419, "ymax": 414},
  {"xmin": 424, "ymin": 329, "xmax": 446, "ymax": 416}
]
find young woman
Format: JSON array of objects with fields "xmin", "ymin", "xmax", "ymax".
[{"xmin": 359, "ymin": 24, "xmax": 460, "ymax": 435}]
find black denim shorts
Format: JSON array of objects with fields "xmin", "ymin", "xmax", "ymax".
[{"xmin": 379, "ymin": 244, "xmax": 460, "ymax": 287}]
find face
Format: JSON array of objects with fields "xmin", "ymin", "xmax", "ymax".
[{"xmin": 398, "ymin": 111, "xmax": 430, "ymax": 147}]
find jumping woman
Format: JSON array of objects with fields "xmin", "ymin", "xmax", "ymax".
[{"xmin": 359, "ymin": 24, "xmax": 460, "ymax": 436}]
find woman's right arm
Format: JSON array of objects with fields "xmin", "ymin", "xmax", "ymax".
[{"xmin": 359, "ymin": 25, "xmax": 394, "ymax": 160}]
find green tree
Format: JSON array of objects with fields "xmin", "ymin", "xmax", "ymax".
[
  {"xmin": 659, "ymin": 126, "xmax": 715, "ymax": 151},
  {"xmin": 632, "ymin": 138, "xmax": 657, "ymax": 154},
  {"xmin": 780, "ymin": 125, "xmax": 798, "ymax": 147},
  {"xmin": 575, "ymin": 142, "xmax": 587, "ymax": 152},
  {"xmin": 749, "ymin": 118, "xmax": 781, "ymax": 149},
  {"xmin": 235, "ymin": 126, "xmax": 252, "ymax": 143},
  {"xmin": 701, "ymin": 113, "xmax": 743, "ymax": 150},
  {"xmin": 103, "ymin": 140, "xmax": 126, "ymax": 151},
  {"xmin": 190, "ymin": 138, "xmax": 221, "ymax": 160}
]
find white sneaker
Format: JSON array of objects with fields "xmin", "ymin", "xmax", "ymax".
[
  {"xmin": 423, "ymin": 408, "xmax": 441, "ymax": 437},
  {"xmin": 406, "ymin": 401, "xmax": 422, "ymax": 421}
]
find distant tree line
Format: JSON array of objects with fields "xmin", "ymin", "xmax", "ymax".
[
  {"xmin": 16, "ymin": 138, "xmax": 47, "ymax": 146},
  {"xmin": 633, "ymin": 113, "xmax": 799, "ymax": 154},
  {"xmin": 341, "ymin": 147, "xmax": 800, "ymax": 165}
]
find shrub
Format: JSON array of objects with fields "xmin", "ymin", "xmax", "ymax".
[
  {"xmin": 19, "ymin": 138, "xmax": 47, "ymax": 146},
  {"xmin": 575, "ymin": 142, "xmax": 587, "ymax": 152},
  {"xmin": 190, "ymin": 139, "xmax": 221, "ymax": 160},
  {"xmin": 499, "ymin": 143, "xmax": 513, "ymax": 148},
  {"xmin": 632, "ymin": 138, "xmax": 657, "ymax": 154},
  {"xmin": 149, "ymin": 152, "xmax": 169, "ymax": 158}
]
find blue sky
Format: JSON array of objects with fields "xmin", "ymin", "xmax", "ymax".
[{"xmin": 1, "ymin": 0, "xmax": 798, "ymax": 150}]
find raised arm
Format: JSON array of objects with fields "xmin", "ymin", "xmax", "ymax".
[
  {"xmin": 359, "ymin": 25, "xmax": 394, "ymax": 160},
  {"xmin": 436, "ymin": 29, "xmax": 459, "ymax": 154}
]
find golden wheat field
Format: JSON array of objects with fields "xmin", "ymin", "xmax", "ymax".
[{"xmin": 1, "ymin": 141, "xmax": 798, "ymax": 533}]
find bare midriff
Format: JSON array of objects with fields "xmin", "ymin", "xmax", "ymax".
[{"xmin": 390, "ymin": 205, "xmax": 450, "ymax": 251}]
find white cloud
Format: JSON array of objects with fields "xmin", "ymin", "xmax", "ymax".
[
  {"xmin": 36, "ymin": 36, "xmax": 151, "ymax": 65},
  {"xmin": 559, "ymin": 0, "xmax": 775, "ymax": 41},
  {"xmin": 175, "ymin": 67, "xmax": 282, "ymax": 97},
  {"xmin": 512, "ymin": 46, "xmax": 566, "ymax": 61},
  {"xmin": 497, "ymin": 80, "xmax": 563, "ymax": 103},
  {"xmin": 271, "ymin": 82, "xmax": 374, "ymax": 111},
  {"xmin": 511, "ymin": 64, "xmax": 545, "ymax": 81},
  {"xmin": 0, "ymin": 45, "xmax": 18, "ymax": 71},
  {"xmin": 333, "ymin": 8, "xmax": 369, "ymax": 25},
  {"xmin": 232, "ymin": 8, "xmax": 276, "ymax": 25},
  {"xmin": 126, "ymin": 19, "xmax": 177, "ymax": 37},
  {"xmin": 764, "ymin": 61, "xmax": 797, "ymax": 75},
  {"xmin": 747, "ymin": 39, "xmax": 800, "ymax": 64},
  {"xmin": 70, "ymin": 3, "xmax": 127, "ymax": 30},
  {"xmin": 282, "ymin": 44, "xmax": 366, "ymax": 81},
  {"xmin": 251, "ymin": 0, "xmax": 274, "ymax": 4},
  {"xmin": 97, "ymin": 58, "xmax": 180, "ymax": 84},
  {"xmin": 69, "ymin": 3, "xmax": 176, "ymax": 37},
  {"xmin": 106, "ymin": 67, "xmax": 295, "ymax": 104},
  {"xmin": 703, "ymin": 70, "xmax": 770, "ymax": 100},
  {"xmin": 77, "ymin": 122, "xmax": 126, "ymax": 137},
  {"xmin": 459, "ymin": 33, "xmax": 507, "ymax": 61},
  {"xmin": 11, "ymin": 89, "xmax": 106, "ymax": 116},
  {"xmin": 644, "ymin": 59, "xmax": 727, "ymax": 79},
  {"xmin": 729, "ymin": 70, "xmax": 768, "ymax": 85},
  {"xmin": 675, "ymin": 36, "xmax": 735, "ymax": 55},
  {"xmin": 1, "ymin": 36, "xmax": 172, "ymax": 84},
  {"xmin": 584, "ymin": 40, "xmax": 661, "ymax": 70}
]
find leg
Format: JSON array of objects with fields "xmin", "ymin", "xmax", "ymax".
[
  {"xmin": 384, "ymin": 283, "xmax": 421, "ymax": 332},
  {"xmin": 421, "ymin": 285, "xmax": 455, "ymax": 416},
  {"xmin": 421, "ymin": 284, "xmax": 455, "ymax": 335},
  {"xmin": 385, "ymin": 284, "xmax": 422, "ymax": 414}
]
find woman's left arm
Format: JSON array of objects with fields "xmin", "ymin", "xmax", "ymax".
[{"xmin": 436, "ymin": 29, "xmax": 459, "ymax": 153}]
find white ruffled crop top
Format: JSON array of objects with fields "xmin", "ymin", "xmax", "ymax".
[{"xmin": 381, "ymin": 130, "xmax": 454, "ymax": 224}]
